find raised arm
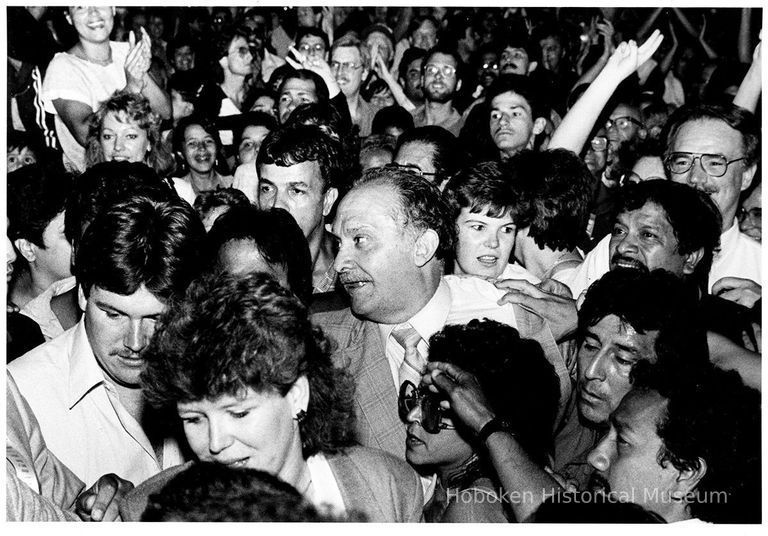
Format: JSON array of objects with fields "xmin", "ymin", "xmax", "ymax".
[
  {"xmin": 672, "ymin": 9, "xmax": 718, "ymax": 60},
  {"xmin": 126, "ymin": 28, "xmax": 171, "ymax": 119},
  {"xmin": 636, "ymin": 7, "xmax": 664, "ymax": 41},
  {"xmin": 658, "ymin": 19, "xmax": 679, "ymax": 75},
  {"xmin": 422, "ymin": 362, "xmax": 564, "ymax": 522},
  {"xmin": 572, "ymin": 19, "xmax": 616, "ymax": 89},
  {"xmin": 738, "ymin": 8, "xmax": 754, "ymax": 63},
  {"xmin": 549, "ymin": 30, "xmax": 664, "ymax": 154},
  {"xmin": 372, "ymin": 47, "xmax": 415, "ymax": 112},
  {"xmin": 285, "ymin": 45, "xmax": 342, "ymax": 99},
  {"xmin": 733, "ymin": 32, "xmax": 762, "ymax": 113}
]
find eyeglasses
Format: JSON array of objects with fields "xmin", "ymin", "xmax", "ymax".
[
  {"xmin": 501, "ymin": 49, "xmax": 528, "ymax": 61},
  {"xmin": 664, "ymin": 152, "xmax": 746, "ymax": 178},
  {"xmin": 398, "ymin": 380, "xmax": 455, "ymax": 434},
  {"xmin": 424, "ymin": 63, "xmax": 457, "ymax": 78},
  {"xmin": 298, "ymin": 43, "xmax": 325, "ymax": 54},
  {"xmin": 590, "ymin": 136, "xmax": 608, "ymax": 152},
  {"xmin": 605, "ymin": 116, "xmax": 644, "ymax": 130},
  {"xmin": 738, "ymin": 207, "xmax": 761, "ymax": 224},
  {"xmin": 386, "ymin": 162, "xmax": 438, "ymax": 178},
  {"xmin": 480, "ymin": 62, "xmax": 499, "ymax": 71},
  {"xmin": 330, "ymin": 61, "xmax": 363, "ymax": 73}
]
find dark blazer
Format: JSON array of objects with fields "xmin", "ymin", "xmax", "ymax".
[
  {"xmin": 119, "ymin": 446, "xmax": 424, "ymax": 522},
  {"xmin": 313, "ymin": 304, "xmax": 574, "ymax": 461}
]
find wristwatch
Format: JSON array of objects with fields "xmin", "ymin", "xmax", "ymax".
[{"xmin": 476, "ymin": 417, "xmax": 514, "ymax": 445}]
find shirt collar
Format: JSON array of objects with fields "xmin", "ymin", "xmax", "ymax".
[
  {"xmin": 67, "ymin": 318, "xmax": 107, "ymax": 409},
  {"xmin": 717, "ymin": 218, "xmax": 739, "ymax": 259},
  {"xmin": 378, "ymin": 279, "xmax": 450, "ymax": 346}
]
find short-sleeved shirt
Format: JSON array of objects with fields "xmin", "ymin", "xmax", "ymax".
[{"xmin": 41, "ymin": 41, "xmax": 130, "ymax": 172}]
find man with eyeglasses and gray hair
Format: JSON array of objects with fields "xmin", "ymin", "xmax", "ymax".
[
  {"xmin": 411, "ymin": 44, "xmax": 465, "ymax": 137},
  {"xmin": 567, "ymin": 101, "xmax": 761, "ymax": 309}
]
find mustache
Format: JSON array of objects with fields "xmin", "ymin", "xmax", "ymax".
[
  {"xmin": 588, "ymin": 472, "xmax": 612, "ymax": 494},
  {"xmin": 610, "ymin": 254, "xmax": 649, "ymax": 273}
]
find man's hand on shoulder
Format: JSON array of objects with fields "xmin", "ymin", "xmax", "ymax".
[{"xmin": 495, "ymin": 279, "xmax": 578, "ymax": 343}]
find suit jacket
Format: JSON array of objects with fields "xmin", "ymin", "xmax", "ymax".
[
  {"xmin": 313, "ymin": 304, "xmax": 574, "ymax": 461},
  {"xmin": 119, "ymin": 446, "xmax": 423, "ymax": 522}
]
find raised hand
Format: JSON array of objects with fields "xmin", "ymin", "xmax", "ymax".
[
  {"xmin": 125, "ymin": 27, "xmax": 152, "ymax": 92},
  {"xmin": 421, "ymin": 362, "xmax": 496, "ymax": 435},
  {"xmin": 596, "ymin": 18, "xmax": 615, "ymax": 54},
  {"xmin": 604, "ymin": 29, "xmax": 664, "ymax": 81}
]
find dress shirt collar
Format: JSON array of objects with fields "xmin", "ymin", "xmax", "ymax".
[
  {"xmin": 67, "ymin": 318, "xmax": 107, "ymax": 409},
  {"xmin": 378, "ymin": 278, "xmax": 451, "ymax": 347}
]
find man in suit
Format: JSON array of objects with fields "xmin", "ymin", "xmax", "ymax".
[{"xmin": 313, "ymin": 166, "xmax": 573, "ymax": 461}]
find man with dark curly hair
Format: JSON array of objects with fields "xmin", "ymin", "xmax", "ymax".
[
  {"xmin": 587, "ymin": 361, "xmax": 760, "ymax": 523},
  {"xmin": 314, "ymin": 165, "xmax": 572, "ymax": 467}
]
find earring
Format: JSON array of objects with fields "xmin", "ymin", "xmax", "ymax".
[{"xmin": 294, "ymin": 410, "xmax": 307, "ymax": 423}]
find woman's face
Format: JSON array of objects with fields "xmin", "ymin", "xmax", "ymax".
[
  {"xmin": 182, "ymin": 124, "xmax": 217, "ymax": 174},
  {"xmin": 178, "ymin": 386, "xmax": 304, "ymax": 483},
  {"xmin": 69, "ymin": 6, "xmax": 114, "ymax": 44},
  {"xmin": 404, "ymin": 388, "xmax": 473, "ymax": 471},
  {"xmin": 173, "ymin": 45, "xmax": 195, "ymax": 72},
  {"xmin": 100, "ymin": 111, "xmax": 150, "ymax": 163},
  {"xmin": 238, "ymin": 125, "xmax": 270, "ymax": 165}
]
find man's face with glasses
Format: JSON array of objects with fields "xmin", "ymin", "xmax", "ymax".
[
  {"xmin": 606, "ymin": 104, "xmax": 644, "ymax": 144},
  {"xmin": 297, "ymin": 35, "xmax": 327, "ymax": 61},
  {"xmin": 667, "ymin": 118, "xmax": 756, "ymax": 230},
  {"xmin": 422, "ymin": 52, "xmax": 460, "ymax": 104},
  {"xmin": 331, "ymin": 46, "xmax": 367, "ymax": 98}
]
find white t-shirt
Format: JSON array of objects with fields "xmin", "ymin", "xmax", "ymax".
[{"xmin": 42, "ymin": 41, "xmax": 130, "ymax": 173}]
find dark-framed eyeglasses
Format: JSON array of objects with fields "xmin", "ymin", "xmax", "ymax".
[
  {"xmin": 664, "ymin": 152, "xmax": 746, "ymax": 178},
  {"xmin": 385, "ymin": 162, "xmax": 438, "ymax": 178},
  {"xmin": 738, "ymin": 206, "xmax": 761, "ymax": 224},
  {"xmin": 424, "ymin": 63, "xmax": 457, "ymax": 78},
  {"xmin": 605, "ymin": 116, "xmax": 644, "ymax": 130},
  {"xmin": 398, "ymin": 380, "xmax": 455, "ymax": 434},
  {"xmin": 590, "ymin": 136, "xmax": 608, "ymax": 152},
  {"xmin": 330, "ymin": 61, "xmax": 363, "ymax": 72},
  {"xmin": 298, "ymin": 43, "xmax": 325, "ymax": 54}
]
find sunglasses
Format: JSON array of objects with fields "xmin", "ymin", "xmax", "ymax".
[{"xmin": 398, "ymin": 380, "xmax": 455, "ymax": 434}]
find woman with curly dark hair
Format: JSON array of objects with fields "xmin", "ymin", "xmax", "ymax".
[
  {"xmin": 85, "ymin": 90, "xmax": 175, "ymax": 177},
  {"xmin": 121, "ymin": 271, "xmax": 423, "ymax": 522},
  {"xmin": 401, "ymin": 319, "xmax": 560, "ymax": 522}
]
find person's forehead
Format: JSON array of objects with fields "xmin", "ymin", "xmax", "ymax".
[
  {"xmin": 184, "ymin": 124, "xmax": 214, "ymax": 140},
  {"xmin": 90, "ymin": 284, "xmax": 167, "ymax": 315},
  {"xmin": 426, "ymin": 52, "xmax": 457, "ymax": 67},
  {"xmin": 282, "ymin": 78, "xmax": 317, "ymax": 95},
  {"xmin": 407, "ymin": 58, "xmax": 424, "ymax": 71},
  {"xmin": 614, "ymin": 389, "xmax": 667, "ymax": 436},
  {"xmin": 332, "ymin": 46, "xmax": 362, "ymax": 61},
  {"xmin": 416, "ymin": 20, "xmax": 438, "ymax": 33},
  {"xmin": 611, "ymin": 103, "xmax": 640, "ymax": 120},
  {"xmin": 261, "ymin": 160, "xmax": 322, "ymax": 186},
  {"xmin": 670, "ymin": 118, "xmax": 743, "ymax": 154},
  {"xmin": 502, "ymin": 46, "xmax": 528, "ymax": 57},
  {"xmin": 229, "ymin": 36, "xmax": 248, "ymax": 51},
  {"xmin": 175, "ymin": 45, "xmax": 193, "ymax": 55},
  {"xmin": 395, "ymin": 141, "xmax": 437, "ymax": 168},
  {"xmin": 366, "ymin": 32, "xmax": 392, "ymax": 47},
  {"xmin": 242, "ymin": 125, "xmax": 270, "ymax": 140},
  {"xmin": 459, "ymin": 206, "xmax": 515, "ymax": 225},
  {"xmin": 588, "ymin": 314, "xmax": 659, "ymax": 352},
  {"xmin": 339, "ymin": 183, "xmax": 400, "ymax": 218},
  {"xmin": 299, "ymin": 34, "xmax": 324, "ymax": 47},
  {"xmin": 491, "ymin": 90, "xmax": 532, "ymax": 112}
]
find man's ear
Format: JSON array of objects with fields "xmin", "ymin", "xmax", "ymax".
[
  {"xmin": 288, "ymin": 375, "xmax": 310, "ymax": 415},
  {"xmin": 413, "ymin": 229, "xmax": 439, "ymax": 267},
  {"xmin": 672, "ymin": 457, "xmax": 707, "ymax": 498},
  {"xmin": 682, "ymin": 247, "xmax": 705, "ymax": 275},
  {"xmin": 455, "ymin": 79, "xmax": 462, "ymax": 93},
  {"xmin": 532, "ymin": 117, "xmax": 547, "ymax": 136},
  {"xmin": 219, "ymin": 55, "xmax": 229, "ymax": 71},
  {"xmin": 527, "ymin": 61, "xmax": 538, "ymax": 74},
  {"xmin": 13, "ymin": 238, "xmax": 36, "ymax": 263},
  {"xmin": 322, "ymin": 187, "xmax": 339, "ymax": 217},
  {"xmin": 740, "ymin": 163, "xmax": 757, "ymax": 192}
]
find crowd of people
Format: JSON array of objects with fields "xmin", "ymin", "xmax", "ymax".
[{"xmin": 5, "ymin": 5, "xmax": 762, "ymax": 524}]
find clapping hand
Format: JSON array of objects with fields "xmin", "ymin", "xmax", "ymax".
[{"xmin": 125, "ymin": 27, "xmax": 152, "ymax": 92}]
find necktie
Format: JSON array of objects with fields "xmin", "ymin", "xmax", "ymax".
[{"xmin": 391, "ymin": 324, "xmax": 427, "ymax": 387}]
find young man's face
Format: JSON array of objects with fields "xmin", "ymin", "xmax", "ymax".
[
  {"xmin": 489, "ymin": 90, "xmax": 541, "ymax": 157},
  {"xmin": 577, "ymin": 314, "xmax": 659, "ymax": 426},
  {"xmin": 500, "ymin": 46, "xmax": 530, "ymax": 75},
  {"xmin": 277, "ymin": 78, "xmax": 318, "ymax": 124},
  {"xmin": 587, "ymin": 389, "xmax": 681, "ymax": 521},
  {"xmin": 257, "ymin": 160, "xmax": 336, "ymax": 243},
  {"xmin": 297, "ymin": 34, "xmax": 327, "ymax": 61},
  {"xmin": 454, "ymin": 207, "xmax": 516, "ymax": 279},
  {"xmin": 402, "ymin": 57, "xmax": 425, "ymax": 102},
  {"xmin": 85, "ymin": 284, "xmax": 167, "ymax": 387}
]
